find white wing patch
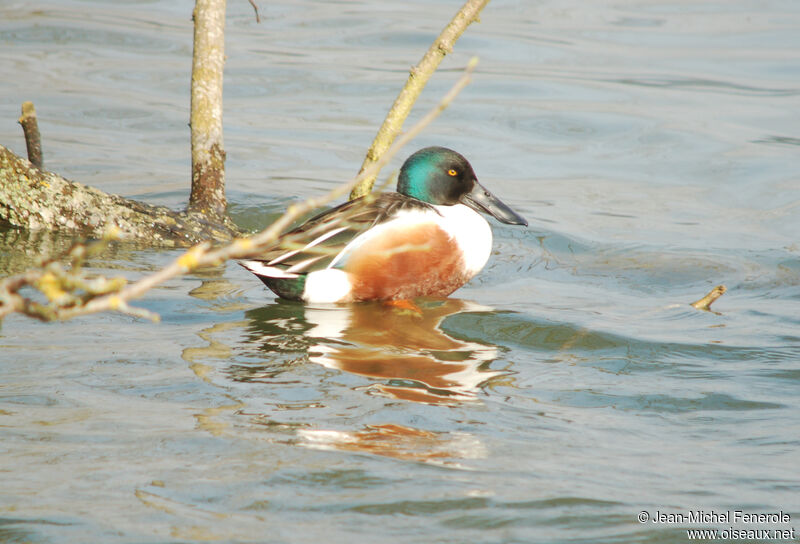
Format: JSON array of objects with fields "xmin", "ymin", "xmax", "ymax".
[
  {"xmin": 240, "ymin": 260, "xmax": 300, "ymax": 279},
  {"xmin": 285, "ymin": 255, "xmax": 327, "ymax": 275},
  {"xmin": 267, "ymin": 226, "xmax": 348, "ymax": 266}
]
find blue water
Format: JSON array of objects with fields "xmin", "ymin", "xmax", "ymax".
[{"xmin": 1, "ymin": 0, "xmax": 799, "ymax": 542}]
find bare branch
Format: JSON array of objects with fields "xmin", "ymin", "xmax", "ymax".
[{"xmin": 350, "ymin": 0, "xmax": 490, "ymax": 200}]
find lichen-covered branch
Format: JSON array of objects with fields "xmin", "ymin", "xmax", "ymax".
[
  {"xmin": 18, "ymin": 102, "xmax": 43, "ymax": 169},
  {"xmin": 189, "ymin": 0, "xmax": 227, "ymax": 219},
  {"xmin": 350, "ymin": 0, "xmax": 490, "ymax": 200},
  {"xmin": 0, "ymin": 145, "xmax": 240, "ymax": 245},
  {"xmin": 0, "ymin": 64, "xmax": 475, "ymax": 322}
]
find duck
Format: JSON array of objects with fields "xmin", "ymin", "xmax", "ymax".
[{"xmin": 240, "ymin": 146, "xmax": 527, "ymax": 303}]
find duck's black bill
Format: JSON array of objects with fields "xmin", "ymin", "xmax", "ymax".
[{"xmin": 462, "ymin": 181, "xmax": 528, "ymax": 226}]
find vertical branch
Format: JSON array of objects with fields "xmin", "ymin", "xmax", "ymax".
[
  {"xmin": 18, "ymin": 101, "xmax": 43, "ymax": 169},
  {"xmin": 189, "ymin": 0, "xmax": 227, "ymax": 219},
  {"xmin": 349, "ymin": 0, "xmax": 490, "ymax": 200}
]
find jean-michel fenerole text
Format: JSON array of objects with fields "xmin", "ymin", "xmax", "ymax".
[{"xmin": 651, "ymin": 510, "xmax": 791, "ymax": 524}]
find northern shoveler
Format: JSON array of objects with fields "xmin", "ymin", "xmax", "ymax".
[{"xmin": 240, "ymin": 147, "xmax": 527, "ymax": 303}]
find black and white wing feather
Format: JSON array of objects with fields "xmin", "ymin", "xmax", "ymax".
[{"xmin": 240, "ymin": 193, "xmax": 435, "ymax": 279}]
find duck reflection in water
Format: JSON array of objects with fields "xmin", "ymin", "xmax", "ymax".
[{"xmin": 242, "ymin": 298, "xmax": 507, "ymax": 405}]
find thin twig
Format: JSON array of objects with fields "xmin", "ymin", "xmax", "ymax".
[
  {"xmin": 18, "ymin": 101, "xmax": 43, "ymax": 168},
  {"xmin": 247, "ymin": 0, "xmax": 260, "ymax": 23},
  {"xmin": 350, "ymin": 0, "xmax": 490, "ymax": 200},
  {"xmin": 0, "ymin": 61, "xmax": 477, "ymax": 323}
]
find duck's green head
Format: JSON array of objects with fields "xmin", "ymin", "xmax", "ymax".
[{"xmin": 397, "ymin": 147, "xmax": 528, "ymax": 226}]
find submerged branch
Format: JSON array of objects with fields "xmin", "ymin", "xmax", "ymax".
[
  {"xmin": 0, "ymin": 63, "xmax": 476, "ymax": 322},
  {"xmin": 350, "ymin": 0, "xmax": 490, "ymax": 200}
]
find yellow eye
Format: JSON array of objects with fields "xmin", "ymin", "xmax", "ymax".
[{"xmin": 447, "ymin": 169, "xmax": 458, "ymax": 177}]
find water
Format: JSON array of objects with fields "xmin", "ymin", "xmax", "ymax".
[{"xmin": 1, "ymin": 0, "xmax": 799, "ymax": 542}]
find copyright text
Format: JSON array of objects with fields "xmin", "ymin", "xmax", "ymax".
[{"xmin": 637, "ymin": 510, "xmax": 795, "ymax": 541}]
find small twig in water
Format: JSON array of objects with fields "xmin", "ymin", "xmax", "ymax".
[{"xmin": 690, "ymin": 285, "xmax": 727, "ymax": 312}]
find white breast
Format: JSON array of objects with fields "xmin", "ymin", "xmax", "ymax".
[{"xmin": 433, "ymin": 203, "xmax": 493, "ymax": 278}]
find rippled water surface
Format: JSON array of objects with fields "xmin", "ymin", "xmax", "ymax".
[{"xmin": 1, "ymin": 1, "xmax": 799, "ymax": 542}]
